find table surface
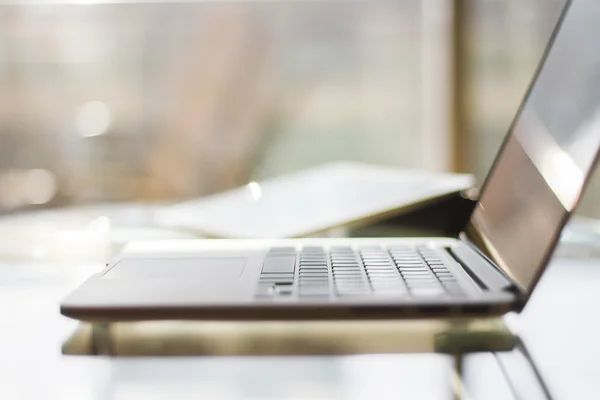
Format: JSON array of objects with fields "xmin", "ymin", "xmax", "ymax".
[{"xmin": 1, "ymin": 204, "xmax": 600, "ymax": 400}]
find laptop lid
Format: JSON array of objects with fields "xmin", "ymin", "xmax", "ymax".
[{"xmin": 463, "ymin": 0, "xmax": 600, "ymax": 294}]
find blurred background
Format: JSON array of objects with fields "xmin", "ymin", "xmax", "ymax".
[{"xmin": 4, "ymin": 0, "xmax": 598, "ymax": 218}]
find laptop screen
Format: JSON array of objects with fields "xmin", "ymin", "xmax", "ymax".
[{"xmin": 464, "ymin": 0, "xmax": 600, "ymax": 293}]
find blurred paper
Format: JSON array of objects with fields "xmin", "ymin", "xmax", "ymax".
[{"xmin": 155, "ymin": 162, "xmax": 474, "ymax": 238}]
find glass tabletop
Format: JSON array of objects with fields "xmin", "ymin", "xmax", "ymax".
[{"xmin": 0, "ymin": 204, "xmax": 599, "ymax": 399}]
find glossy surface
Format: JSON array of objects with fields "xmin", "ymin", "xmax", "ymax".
[
  {"xmin": 1, "ymin": 206, "xmax": 600, "ymax": 399},
  {"xmin": 467, "ymin": 0, "xmax": 600, "ymax": 293}
]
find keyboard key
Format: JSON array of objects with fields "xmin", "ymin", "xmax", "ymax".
[
  {"xmin": 367, "ymin": 268, "xmax": 398, "ymax": 273},
  {"xmin": 335, "ymin": 276, "xmax": 365, "ymax": 281},
  {"xmin": 334, "ymin": 272, "xmax": 362, "ymax": 277},
  {"xmin": 337, "ymin": 282, "xmax": 368, "ymax": 288},
  {"xmin": 333, "ymin": 269, "xmax": 362, "ymax": 274},
  {"xmin": 363, "ymin": 261, "xmax": 391, "ymax": 265},
  {"xmin": 300, "ymin": 275, "xmax": 328, "ymax": 281},
  {"xmin": 397, "ymin": 264, "xmax": 427, "ymax": 269},
  {"xmin": 396, "ymin": 265, "xmax": 428, "ymax": 270},
  {"xmin": 299, "ymin": 279, "xmax": 329, "ymax": 284},
  {"xmin": 300, "ymin": 268, "xmax": 327, "ymax": 272},
  {"xmin": 299, "ymin": 289, "xmax": 330, "ymax": 297},
  {"xmin": 300, "ymin": 284, "xmax": 329, "ymax": 289},
  {"xmin": 334, "ymin": 270, "xmax": 363, "ymax": 275},
  {"xmin": 275, "ymin": 286, "xmax": 293, "ymax": 295},
  {"xmin": 367, "ymin": 269, "xmax": 399, "ymax": 274},
  {"xmin": 335, "ymin": 282, "xmax": 366, "ymax": 287},
  {"xmin": 259, "ymin": 277, "xmax": 294, "ymax": 284},
  {"xmin": 299, "ymin": 281, "xmax": 328, "ymax": 286},
  {"xmin": 401, "ymin": 271, "xmax": 432, "ymax": 276},
  {"xmin": 334, "ymin": 280, "xmax": 365, "ymax": 285},
  {"xmin": 262, "ymin": 256, "xmax": 296, "ymax": 274},
  {"xmin": 300, "ymin": 273, "xmax": 328, "ymax": 278},
  {"xmin": 394, "ymin": 261, "xmax": 425, "ymax": 266}
]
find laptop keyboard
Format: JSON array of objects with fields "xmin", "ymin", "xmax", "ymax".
[{"xmin": 256, "ymin": 245, "xmax": 465, "ymax": 298}]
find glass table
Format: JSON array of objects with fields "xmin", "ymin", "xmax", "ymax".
[{"xmin": 1, "ymin": 204, "xmax": 599, "ymax": 399}]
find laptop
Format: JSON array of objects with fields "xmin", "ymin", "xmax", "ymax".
[
  {"xmin": 62, "ymin": 0, "xmax": 599, "ymax": 321},
  {"xmin": 154, "ymin": 162, "xmax": 474, "ymax": 239}
]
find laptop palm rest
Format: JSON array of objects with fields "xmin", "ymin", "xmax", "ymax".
[{"xmin": 102, "ymin": 257, "xmax": 247, "ymax": 284}]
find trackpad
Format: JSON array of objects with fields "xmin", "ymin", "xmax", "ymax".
[{"xmin": 102, "ymin": 257, "xmax": 247, "ymax": 283}]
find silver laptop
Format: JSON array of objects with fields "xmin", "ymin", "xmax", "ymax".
[{"xmin": 62, "ymin": 0, "xmax": 598, "ymax": 321}]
